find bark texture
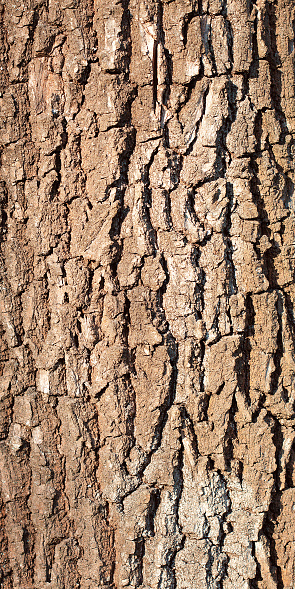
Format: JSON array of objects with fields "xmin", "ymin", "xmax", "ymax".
[{"xmin": 1, "ymin": 0, "xmax": 295, "ymax": 587}]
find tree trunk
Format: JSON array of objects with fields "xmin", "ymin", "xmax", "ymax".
[{"xmin": 1, "ymin": 0, "xmax": 295, "ymax": 587}]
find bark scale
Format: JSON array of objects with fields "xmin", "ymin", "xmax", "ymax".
[{"xmin": 0, "ymin": 0, "xmax": 295, "ymax": 588}]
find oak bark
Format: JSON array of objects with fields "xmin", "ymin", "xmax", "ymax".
[{"xmin": 1, "ymin": 0, "xmax": 295, "ymax": 588}]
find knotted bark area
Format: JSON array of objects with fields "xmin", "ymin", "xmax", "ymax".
[{"xmin": 0, "ymin": 0, "xmax": 295, "ymax": 588}]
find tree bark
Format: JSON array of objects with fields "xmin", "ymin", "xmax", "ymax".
[{"xmin": 1, "ymin": 0, "xmax": 295, "ymax": 587}]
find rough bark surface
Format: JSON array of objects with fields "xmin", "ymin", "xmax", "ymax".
[{"xmin": 0, "ymin": 0, "xmax": 295, "ymax": 588}]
